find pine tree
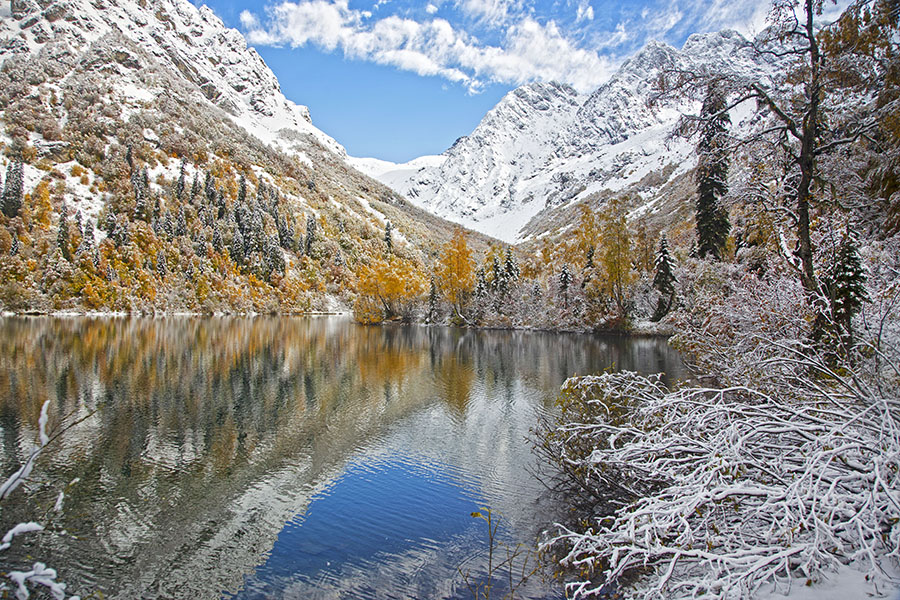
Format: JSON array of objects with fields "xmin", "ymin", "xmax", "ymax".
[
  {"xmin": 822, "ymin": 227, "xmax": 869, "ymax": 347},
  {"xmin": 204, "ymin": 172, "xmax": 216, "ymax": 205},
  {"xmin": 559, "ymin": 264, "xmax": 572, "ymax": 309},
  {"xmin": 9, "ymin": 231, "xmax": 18, "ymax": 256},
  {"xmin": 125, "ymin": 145, "xmax": 133, "ymax": 171},
  {"xmin": 695, "ymin": 82, "xmax": 731, "ymax": 260},
  {"xmin": 652, "ymin": 236, "xmax": 677, "ymax": 321},
  {"xmin": 216, "ymin": 190, "xmax": 227, "ymax": 220},
  {"xmin": 384, "ymin": 221, "xmax": 393, "ymax": 254},
  {"xmin": 156, "ymin": 252, "xmax": 167, "ymax": 278},
  {"xmin": 475, "ymin": 268, "xmax": 488, "ymax": 301},
  {"xmin": 56, "ymin": 205, "xmax": 71, "ymax": 261},
  {"xmin": 1, "ymin": 160, "xmax": 24, "ymax": 219}
]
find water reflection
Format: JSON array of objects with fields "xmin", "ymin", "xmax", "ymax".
[{"xmin": 0, "ymin": 317, "xmax": 683, "ymax": 599}]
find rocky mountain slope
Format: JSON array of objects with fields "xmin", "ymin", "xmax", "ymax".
[
  {"xmin": 0, "ymin": 0, "xmax": 494, "ymax": 313},
  {"xmin": 354, "ymin": 30, "xmax": 774, "ymax": 244}
]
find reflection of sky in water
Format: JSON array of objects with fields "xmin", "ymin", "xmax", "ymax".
[{"xmin": 234, "ymin": 455, "xmax": 487, "ymax": 599}]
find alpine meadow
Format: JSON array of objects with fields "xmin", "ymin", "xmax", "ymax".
[{"xmin": 0, "ymin": 0, "xmax": 899, "ymax": 599}]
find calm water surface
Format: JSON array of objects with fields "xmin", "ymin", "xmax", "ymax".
[{"xmin": 0, "ymin": 317, "xmax": 684, "ymax": 599}]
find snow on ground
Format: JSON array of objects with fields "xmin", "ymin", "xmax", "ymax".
[{"xmin": 758, "ymin": 563, "xmax": 900, "ymax": 600}]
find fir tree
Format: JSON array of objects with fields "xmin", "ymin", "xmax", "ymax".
[
  {"xmin": 9, "ymin": 231, "xmax": 18, "ymax": 256},
  {"xmin": 384, "ymin": 221, "xmax": 393, "ymax": 254},
  {"xmin": 56, "ymin": 205, "xmax": 71, "ymax": 261},
  {"xmin": 156, "ymin": 252, "xmax": 167, "ymax": 278},
  {"xmin": 204, "ymin": 172, "xmax": 216, "ymax": 205},
  {"xmin": 652, "ymin": 236, "xmax": 677, "ymax": 321},
  {"xmin": 695, "ymin": 82, "xmax": 731, "ymax": 260},
  {"xmin": 559, "ymin": 264, "xmax": 572, "ymax": 309},
  {"xmin": 125, "ymin": 145, "xmax": 133, "ymax": 171},
  {"xmin": 822, "ymin": 227, "xmax": 869, "ymax": 348},
  {"xmin": 1, "ymin": 160, "xmax": 24, "ymax": 219}
]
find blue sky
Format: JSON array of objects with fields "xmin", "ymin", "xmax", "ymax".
[{"xmin": 193, "ymin": 0, "xmax": 776, "ymax": 162}]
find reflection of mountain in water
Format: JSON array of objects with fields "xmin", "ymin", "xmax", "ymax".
[{"xmin": 0, "ymin": 317, "xmax": 683, "ymax": 599}]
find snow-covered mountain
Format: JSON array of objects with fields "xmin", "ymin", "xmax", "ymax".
[
  {"xmin": 1, "ymin": 0, "xmax": 343, "ymax": 160},
  {"xmin": 355, "ymin": 31, "xmax": 773, "ymax": 243}
]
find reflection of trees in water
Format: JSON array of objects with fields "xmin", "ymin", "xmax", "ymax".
[{"xmin": 0, "ymin": 318, "xmax": 682, "ymax": 598}]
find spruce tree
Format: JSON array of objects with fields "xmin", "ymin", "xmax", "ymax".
[
  {"xmin": 9, "ymin": 231, "xmax": 18, "ymax": 256},
  {"xmin": 559, "ymin": 264, "xmax": 572, "ymax": 309},
  {"xmin": 384, "ymin": 221, "xmax": 393, "ymax": 254},
  {"xmin": 695, "ymin": 82, "xmax": 731, "ymax": 260},
  {"xmin": 238, "ymin": 175, "xmax": 247, "ymax": 206},
  {"xmin": 231, "ymin": 229, "xmax": 245, "ymax": 265},
  {"xmin": 652, "ymin": 236, "xmax": 677, "ymax": 321},
  {"xmin": 822, "ymin": 228, "xmax": 869, "ymax": 347},
  {"xmin": 156, "ymin": 252, "xmax": 167, "ymax": 278},
  {"xmin": 1, "ymin": 160, "xmax": 24, "ymax": 219},
  {"xmin": 426, "ymin": 275, "xmax": 438, "ymax": 323},
  {"xmin": 305, "ymin": 215, "xmax": 316, "ymax": 256},
  {"xmin": 503, "ymin": 247, "xmax": 520, "ymax": 283},
  {"xmin": 175, "ymin": 208, "xmax": 187, "ymax": 237},
  {"xmin": 190, "ymin": 173, "xmax": 201, "ymax": 204},
  {"xmin": 57, "ymin": 205, "xmax": 71, "ymax": 261},
  {"xmin": 175, "ymin": 160, "xmax": 186, "ymax": 201}
]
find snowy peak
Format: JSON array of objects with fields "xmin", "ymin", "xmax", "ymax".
[
  {"xmin": 2, "ymin": 0, "xmax": 345, "ymax": 158},
  {"xmin": 364, "ymin": 30, "xmax": 772, "ymax": 243}
]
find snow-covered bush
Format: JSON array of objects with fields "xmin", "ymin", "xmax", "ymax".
[{"xmin": 537, "ymin": 249, "xmax": 900, "ymax": 598}]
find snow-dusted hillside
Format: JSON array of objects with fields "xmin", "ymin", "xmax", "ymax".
[
  {"xmin": 363, "ymin": 31, "xmax": 773, "ymax": 243},
  {"xmin": 1, "ymin": 0, "xmax": 344, "ymax": 159}
]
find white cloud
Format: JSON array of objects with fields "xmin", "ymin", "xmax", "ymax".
[
  {"xmin": 426, "ymin": 4, "xmax": 438, "ymax": 15},
  {"xmin": 456, "ymin": 0, "xmax": 519, "ymax": 26},
  {"xmin": 244, "ymin": 1, "xmax": 614, "ymax": 93},
  {"xmin": 239, "ymin": 9, "xmax": 259, "ymax": 29},
  {"xmin": 575, "ymin": 0, "xmax": 593, "ymax": 23}
]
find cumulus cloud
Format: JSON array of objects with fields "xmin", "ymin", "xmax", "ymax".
[
  {"xmin": 244, "ymin": 0, "xmax": 614, "ymax": 93},
  {"xmin": 425, "ymin": 4, "xmax": 438, "ymax": 15}
]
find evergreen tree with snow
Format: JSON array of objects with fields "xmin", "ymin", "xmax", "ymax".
[
  {"xmin": 175, "ymin": 161, "xmax": 186, "ymax": 200},
  {"xmin": 132, "ymin": 169, "xmax": 148, "ymax": 221},
  {"xmin": 238, "ymin": 175, "xmax": 247, "ymax": 206},
  {"xmin": 384, "ymin": 221, "xmax": 393, "ymax": 254},
  {"xmin": 57, "ymin": 205, "xmax": 71, "ymax": 261},
  {"xmin": 204, "ymin": 172, "xmax": 216, "ymax": 205},
  {"xmin": 156, "ymin": 252, "xmax": 167, "ymax": 278},
  {"xmin": 305, "ymin": 215, "xmax": 316, "ymax": 256},
  {"xmin": 559, "ymin": 264, "xmax": 572, "ymax": 309},
  {"xmin": 9, "ymin": 231, "xmax": 18, "ymax": 256},
  {"xmin": 822, "ymin": 227, "xmax": 869, "ymax": 348},
  {"xmin": 652, "ymin": 236, "xmax": 677, "ymax": 321},
  {"xmin": 190, "ymin": 173, "xmax": 201, "ymax": 205},
  {"xmin": 216, "ymin": 190, "xmax": 227, "ymax": 220},
  {"xmin": 503, "ymin": 247, "xmax": 520, "ymax": 283},
  {"xmin": 695, "ymin": 82, "xmax": 731, "ymax": 260},
  {"xmin": 231, "ymin": 229, "xmax": 245, "ymax": 265},
  {"xmin": 426, "ymin": 275, "xmax": 438, "ymax": 323},
  {"xmin": 475, "ymin": 268, "xmax": 488, "ymax": 302},
  {"xmin": 212, "ymin": 223, "xmax": 223, "ymax": 253},
  {"xmin": 1, "ymin": 160, "xmax": 24, "ymax": 219},
  {"xmin": 175, "ymin": 208, "xmax": 187, "ymax": 237}
]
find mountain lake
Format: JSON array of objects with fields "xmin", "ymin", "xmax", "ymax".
[{"xmin": 0, "ymin": 316, "xmax": 684, "ymax": 599}]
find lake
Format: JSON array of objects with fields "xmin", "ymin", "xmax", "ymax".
[{"xmin": 0, "ymin": 317, "xmax": 684, "ymax": 599}]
